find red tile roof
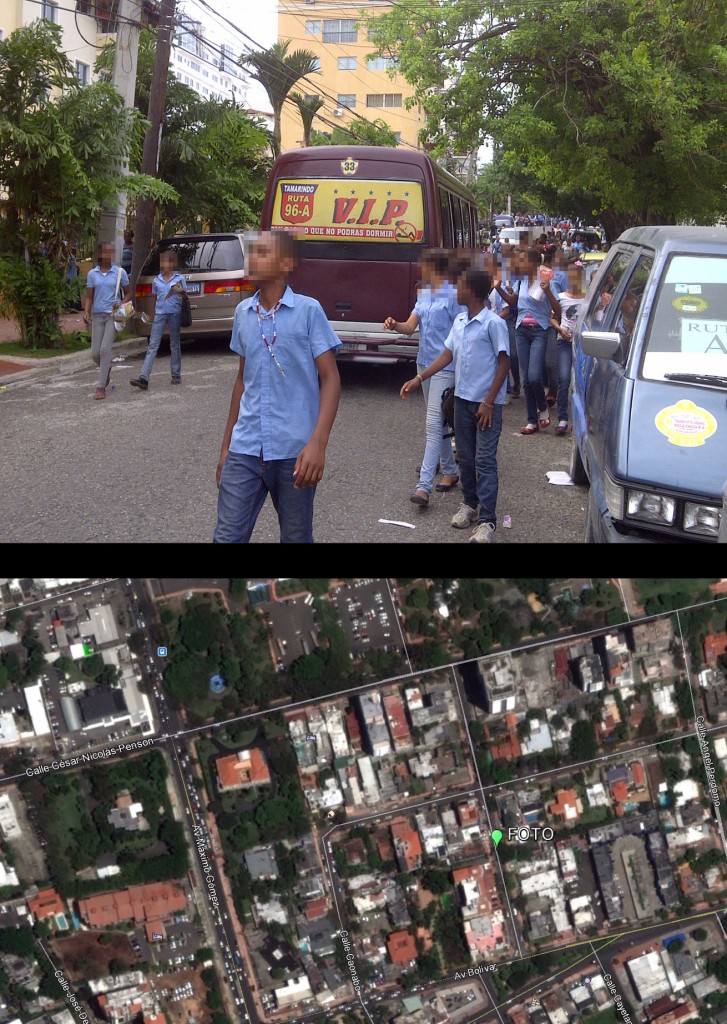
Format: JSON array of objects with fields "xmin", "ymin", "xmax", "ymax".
[
  {"xmin": 216, "ymin": 748, "xmax": 271, "ymax": 790},
  {"xmin": 78, "ymin": 881, "xmax": 187, "ymax": 928},
  {"xmin": 704, "ymin": 632, "xmax": 727, "ymax": 664},
  {"xmin": 631, "ymin": 761, "xmax": 646, "ymax": 787},
  {"xmin": 387, "ymin": 930, "xmax": 417, "ymax": 964},
  {"xmin": 27, "ymin": 887, "xmax": 65, "ymax": 919}
]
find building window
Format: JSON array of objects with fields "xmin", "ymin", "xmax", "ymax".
[
  {"xmin": 323, "ymin": 19, "xmax": 357, "ymax": 43},
  {"xmin": 41, "ymin": 1, "xmax": 59, "ymax": 23},
  {"xmin": 176, "ymin": 52, "xmax": 183, "ymax": 62},
  {"xmin": 0, "ymin": 28, "xmax": 4, "ymax": 40},
  {"xmin": 75, "ymin": 61, "xmax": 90, "ymax": 85},
  {"xmin": 212, "ymin": 75, "xmax": 218, "ymax": 83},
  {"xmin": 202, "ymin": 69, "xmax": 209, "ymax": 77},
  {"xmin": 366, "ymin": 93, "xmax": 402, "ymax": 108},
  {"xmin": 202, "ymin": 86, "xmax": 209, "ymax": 94},
  {"xmin": 190, "ymin": 61, "xmax": 200, "ymax": 72},
  {"xmin": 367, "ymin": 56, "xmax": 397, "ymax": 71},
  {"xmin": 305, "ymin": 20, "xmax": 320, "ymax": 34},
  {"xmin": 393, "ymin": 132, "xmax": 401, "ymax": 143},
  {"xmin": 337, "ymin": 94, "xmax": 356, "ymax": 109},
  {"xmin": 338, "ymin": 57, "xmax": 356, "ymax": 70},
  {"xmin": 311, "ymin": 57, "xmax": 321, "ymax": 71}
]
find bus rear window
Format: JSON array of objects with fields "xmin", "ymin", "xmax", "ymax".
[{"xmin": 270, "ymin": 178, "xmax": 425, "ymax": 245}]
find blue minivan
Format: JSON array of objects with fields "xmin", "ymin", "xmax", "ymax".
[{"xmin": 570, "ymin": 225, "xmax": 727, "ymax": 543}]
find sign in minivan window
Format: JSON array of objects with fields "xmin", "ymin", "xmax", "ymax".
[{"xmin": 271, "ymin": 179, "xmax": 425, "ymax": 243}]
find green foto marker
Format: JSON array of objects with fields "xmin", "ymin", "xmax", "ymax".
[{"xmin": 491, "ymin": 829, "xmax": 503, "ymax": 849}]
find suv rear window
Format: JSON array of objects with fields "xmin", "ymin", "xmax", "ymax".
[
  {"xmin": 642, "ymin": 253, "xmax": 727, "ymax": 381},
  {"xmin": 142, "ymin": 237, "xmax": 244, "ymax": 275}
]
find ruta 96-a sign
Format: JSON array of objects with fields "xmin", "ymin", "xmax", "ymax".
[{"xmin": 271, "ymin": 178, "xmax": 425, "ymax": 243}]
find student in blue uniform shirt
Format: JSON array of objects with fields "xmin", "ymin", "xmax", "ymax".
[
  {"xmin": 400, "ymin": 269, "xmax": 510, "ymax": 544},
  {"xmin": 383, "ymin": 249, "xmax": 465, "ymax": 506},
  {"xmin": 83, "ymin": 242, "xmax": 131, "ymax": 400},
  {"xmin": 214, "ymin": 231, "xmax": 341, "ymax": 544},
  {"xmin": 130, "ymin": 250, "xmax": 186, "ymax": 390}
]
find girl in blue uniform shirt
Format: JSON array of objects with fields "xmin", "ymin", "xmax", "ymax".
[{"xmin": 383, "ymin": 249, "xmax": 467, "ymax": 507}]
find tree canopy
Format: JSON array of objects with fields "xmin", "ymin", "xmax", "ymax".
[
  {"xmin": 365, "ymin": 0, "xmax": 727, "ymax": 238},
  {"xmin": 0, "ymin": 21, "xmax": 173, "ymax": 347}
]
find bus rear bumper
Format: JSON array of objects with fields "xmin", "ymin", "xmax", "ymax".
[{"xmin": 333, "ymin": 328, "xmax": 419, "ymax": 363}]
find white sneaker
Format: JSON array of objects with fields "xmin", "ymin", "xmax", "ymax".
[
  {"xmin": 451, "ymin": 503, "xmax": 478, "ymax": 529},
  {"xmin": 469, "ymin": 522, "xmax": 496, "ymax": 543}
]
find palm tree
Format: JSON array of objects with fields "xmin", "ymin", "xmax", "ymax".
[
  {"xmin": 240, "ymin": 41, "xmax": 320, "ymax": 155},
  {"xmin": 289, "ymin": 92, "xmax": 324, "ymax": 147}
]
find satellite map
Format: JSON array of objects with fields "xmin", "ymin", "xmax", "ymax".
[{"xmin": 1, "ymin": 578, "xmax": 727, "ymax": 1024}]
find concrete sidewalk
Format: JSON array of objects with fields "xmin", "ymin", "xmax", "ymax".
[{"xmin": 0, "ymin": 311, "xmax": 147, "ymax": 382}]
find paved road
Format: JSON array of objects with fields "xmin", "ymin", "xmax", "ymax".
[{"xmin": 1, "ymin": 339, "xmax": 588, "ymax": 543}]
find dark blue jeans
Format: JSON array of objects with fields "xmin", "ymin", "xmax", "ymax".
[
  {"xmin": 557, "ymin": 336, "xmax": 573, "ymax": 423},
  {"xmin": 453, "ymin": 398, "xmax": 503, "ymax": 527},
  {"xmin": 214, "ymin": 451, "xmax": 316, "ymax": 544},
  {"xmin": 516, "ymin": 324, "xmax": 548, "ymax": 425}
]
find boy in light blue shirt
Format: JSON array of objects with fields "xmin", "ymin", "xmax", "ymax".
[
  {"xmin": 214, "ymin": 231, "xmax": 341, "ymax": 544},
  {"xmin": 400, "ymin": 270, "xmax": 510, "ymax": 543},
  {"xmin": 131, "ymin": 250, "xmax": 187, "ymax": 390}
]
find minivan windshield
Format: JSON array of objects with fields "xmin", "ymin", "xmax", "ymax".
[
  {"xmin": 641, "ymin": 254, "xmax": 727, "ymax": 381},
  {"xmin": 142, "ymin": 237, "xmax": 244, "ymax": 275}
]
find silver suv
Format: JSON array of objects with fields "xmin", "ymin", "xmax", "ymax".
[{"xmin": 134, "ymin": 233, "xmax": 255, "ymax": 338}]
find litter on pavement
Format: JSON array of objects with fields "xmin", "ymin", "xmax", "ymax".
[
  {"xmin": 546, "ymin": 470, "xmax": 575, "ymax": 485},
  {"xmin": 502, "ymin": 514, "xmax": 512, "ymax": 528},
  {"xmin": 378, "ymin": 519, "xmax": 416, "ymax": 529}
]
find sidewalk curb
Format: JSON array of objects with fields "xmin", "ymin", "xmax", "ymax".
[{"xmin": 0, "ymin": 337, "xmax": 148, "ymax": 384}]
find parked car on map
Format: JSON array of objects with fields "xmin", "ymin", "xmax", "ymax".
[{"xmin": 570, "ymin": 225, "xmax": 727, "ymax": 542}]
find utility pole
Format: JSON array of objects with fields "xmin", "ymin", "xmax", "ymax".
[
  {"xmin": 97, "ymin": 0, "xmax": 144, "ymax": 259},
  {"xmin": 129, "ymin": 0, "xmax": 177, "ymax": 290}
]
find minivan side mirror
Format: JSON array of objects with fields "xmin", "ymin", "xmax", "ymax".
[{"xmin": 581, "ymin": 331, "xmax": 622, "ymax": 360}]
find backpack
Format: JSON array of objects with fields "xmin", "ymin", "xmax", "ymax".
[{"xmin": 441, "ymin": 386, "xmax": 455, "ymax": 439}]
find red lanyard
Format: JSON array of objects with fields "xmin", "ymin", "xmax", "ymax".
[{"xmin": 256, "ymin": 300, "xmax": 286, "ymax": 378}]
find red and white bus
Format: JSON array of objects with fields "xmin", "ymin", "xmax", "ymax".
[{"xmin": 259, "ymin": 146, "xmax": 480, "ymax": 362}]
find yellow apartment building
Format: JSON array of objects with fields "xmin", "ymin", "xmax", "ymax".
[{"xmin": 277, "ymin": 0, "xmax": 425, "ymax": 152}]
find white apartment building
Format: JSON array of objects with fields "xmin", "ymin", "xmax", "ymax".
[{"xmin": 172, "ymin": 16, "xmax": 248, "ymax": 103}]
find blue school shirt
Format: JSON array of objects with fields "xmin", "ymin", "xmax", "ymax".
[
  {"xmin": 412, "ymin": 281, "xmax": 466, "ymax": 368},
  {"xmin": 443, "ymin": 307, "xmax": 510, "ymax": 404},
  {"xmin": 511, "ymin": 274, "xmax": 556, "ymax": 330},
  {"xmin": 153, "ymin": 272, "xmax": 186, "ymax": 315},
  {"xmin": 87, "ymin": 265, "xmax": 129, "ymax": 313},
  {"xmin": 229, "ymin": 286, "xmax": 341, "ymax": 461}
]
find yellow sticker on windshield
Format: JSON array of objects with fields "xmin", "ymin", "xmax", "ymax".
[
  {"xmin": 655, "ymin": 399, "xmax": 717, "ymax": 447},
  {"xmin": 673, "ymin": 295, "xmax": 709, "ymax": 313}
]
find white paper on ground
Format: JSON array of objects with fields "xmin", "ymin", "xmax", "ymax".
[
  {"xmin": 378, "ymin": 519, "xmax": 416, "ymax": 529},
  {"xmin": 546, "ymin": 471, "xmax": 575, "ymax": 485}
]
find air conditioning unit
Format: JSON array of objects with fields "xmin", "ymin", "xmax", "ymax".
[{"xmin": 333, "ymin": 108, "xmax": 344, "ymax": 116}]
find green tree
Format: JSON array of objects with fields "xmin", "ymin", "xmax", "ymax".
[
  {"xmin": 0, "ymin": 21, "xmax": 174, "ymax": 348},
  {"xmin": 240, "ymin": 41, "xmax": 321, "ymax": 154},
  {"xmin": 311, "ymin": 117, "xmax": 399, "ymax": 147},
  {"xmin": 569, "ymin": 720, "xmax": 598, "ymax": 763},
  {"xmin": 97, "ymin": 30, "xmax": 270, "ymax": 235},
  {"xmin": 289, "ymin": 92, "xmax": 324, "ymax": 147},
  {"xmin": 365, "ymin": 0, "xmax": 726, "ymax": 239}
]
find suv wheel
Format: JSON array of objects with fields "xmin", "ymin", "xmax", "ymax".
[{"xmin": 569, "ymin": 440, "xmax": 588, "ymax": 485}]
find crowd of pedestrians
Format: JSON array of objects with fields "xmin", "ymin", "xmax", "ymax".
[{"xmin": 80, "ymin": 222, "xmax": 593, "ymax": 543}]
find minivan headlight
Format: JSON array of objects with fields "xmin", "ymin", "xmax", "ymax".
[
  {"xmin": 626, "ymin": 490, "xmax": 676, "ymax": 526},
  {"xmin": 684, "ymin": 502, "xmax": 721, "ymax": 537}
]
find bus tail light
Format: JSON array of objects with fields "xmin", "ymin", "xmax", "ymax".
[{"xmin": 135, "ymin": 283, "xmax": 152, "ymax": 297}]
